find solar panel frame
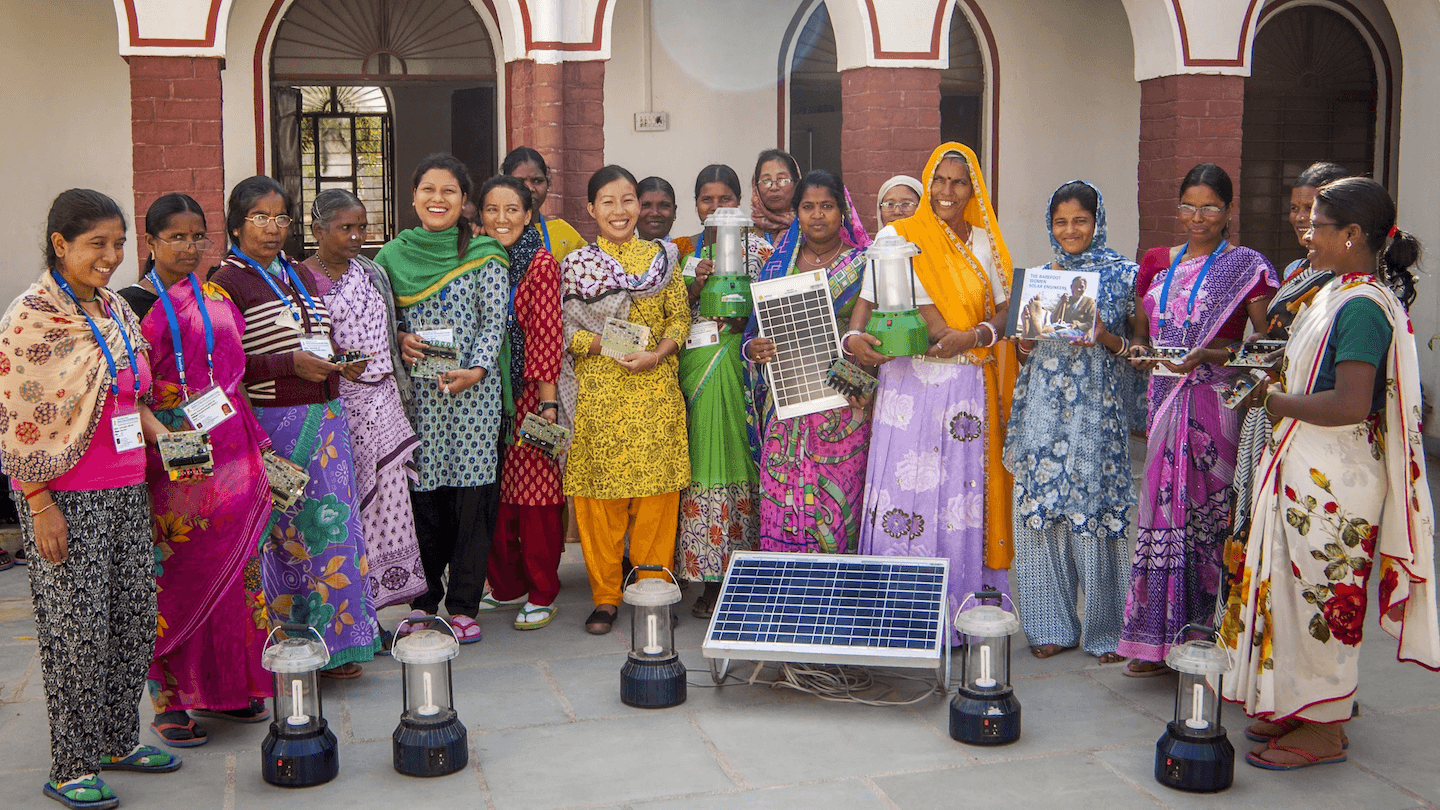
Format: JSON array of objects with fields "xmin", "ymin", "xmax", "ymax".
[
  {"xmin": 702, "ymin": 552, "xmax": 950, "ymax": 672},
  {"xmin": 752, "ymin": 270, "xmax": 850, "ymax": 420}
]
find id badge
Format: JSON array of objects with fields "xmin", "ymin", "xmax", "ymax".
[
  {"xmin": 274, "ymin": 308, "xmax": 305, "ymax": 331},
  {"xmin": 416, "ymin": 327, "xmax": 455, "ymax": 345},
  {"xmin": 182, "ymin": 386, "xmax": 236, "ymax": 432},
  {"xmin": 685, "ymin": 321, "xmax": 720, "ymax": 350},
  {"xmin": 299, "ymin": 334, "xmax": 332, "ymax": 358},
  {"xmin": 682, "ymin": 256, "xmax": 702, "ymax": 279},
  {"xmin": 112, "ymin": 411, "xmax": 144, "ymax": 453}
]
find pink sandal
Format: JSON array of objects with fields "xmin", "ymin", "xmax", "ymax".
[{"xmin": 450, "ymin": 614, "xmax": 483, "ymax": 644}]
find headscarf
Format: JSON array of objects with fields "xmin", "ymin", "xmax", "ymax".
[
  {"xmin": 1044, "ymin": 179, "xmax": 1139, "ymax": 332},
  {"xmin": 497, "ymin": 225, "xmax": 542, "ymax": 436},
  {"xmin": 763, "ymin": 184, "xmax": 872, "ymax": 280},
  {"xmin": 750, "ymin": 191, "xmax": 796, "ymax": 241},
  {"xmin": 375, "ymin": 225, "xmax": 509, "ymax": 307},
  {"xmin": 0, "ymin": 272, "xmax": 149, "ymax": 482},
  {"xmin": 875, "ymin": 174, "xmax": 923, "ymax": 227}
]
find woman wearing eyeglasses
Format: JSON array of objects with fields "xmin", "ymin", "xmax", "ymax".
[
  {"xmin": 750, "ymin": 149, "xmax": 801, "ymax": 244},
  {"xmin": 211, "ymin": 176, "xmax": 380, "ymax": 679},
  {"xmin": 503, "ymin": 147, "xmax": 586, "ymax": 262},
  {"xmin": 875, "ymin": 175, "xmax": 923, "ymax": 228},
  {"xmin": 1118, "ymin": 163, "xmax": 1278, "ymax": 676}
]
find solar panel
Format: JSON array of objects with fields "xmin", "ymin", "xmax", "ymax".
[
  {"xmin": 703, "ymin": 552, "xmax": 950, "ymax": 674},
  {"xmin": 752, "ymin": 270, "xmax": 849, "ymax": 420}
]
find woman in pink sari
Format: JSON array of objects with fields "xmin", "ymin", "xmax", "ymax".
[{"xmin": 118, "ymin": 194, "xmax": 273, "ymax": 747}]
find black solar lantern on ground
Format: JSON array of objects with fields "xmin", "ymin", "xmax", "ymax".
[
  {"xmin": 949, "ymin": 588, "xmax": 1022, "ymax": 746},
  {"xmin": 260, "ymin": 623, "xmax": 339, "ymax": 787},
  {"xmin": 1155, "ymin": 625, "xmax": 1234, "ymax": 793},
  {"xmin": 620, "ymin": 565, "xmax": 687, "ymax": 708},
  {"xmin": 392, "ymin": 615, "xmax": 468, "ymax": 777}
]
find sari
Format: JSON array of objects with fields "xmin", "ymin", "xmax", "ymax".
[
  {"xmin": 1115, "ymin": 245, "xmax": 1278, "ymax": 662},
  {"xmin": 139, "ymin": 276, "xmax": 271, "ymax": 711},
  {"xmin": 750, "ymin": 209, "xmax": 870, "ymax": 554},
  {"xmin": 1221, "ymin": 274, "xmax": 1439, "ymax": 721},
  {"xmin": 860, "ymin": 144, "xmax": 1016, "ymax": 636}
]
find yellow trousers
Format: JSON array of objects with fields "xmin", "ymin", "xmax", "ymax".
[{"xmin": 574, "ymin": 491, "xmax": 680, "ymax": 606}]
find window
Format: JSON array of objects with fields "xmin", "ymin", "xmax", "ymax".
[{"xmin": 294, "ymin": 86, "xmax": 394, "ymax": 250}]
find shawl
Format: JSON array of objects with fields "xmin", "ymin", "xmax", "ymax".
[
  {"xmin": 557, "ymin": 237, "xmax": 678, "ymax": 433},
  {"xmin": 875, "ymin": 175, "xmax": 924, "ymax": 227},
  {"xmin": 0, "ymin": 271, "xmax": 149, "ymax": 482},
  {"xmin": 498, "ymin": 225, "xmax": 543, "ymax": 426},
  {"xmin": 750, "ymin": 193, "xmax": 796, "ymax": 241},
  {"xmin": 375, "ymin": 226, "xmax": 509, "ymax": 307}
]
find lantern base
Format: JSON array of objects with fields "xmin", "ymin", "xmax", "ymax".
[
  {"xmin": 949, "ymin": 687, "xmax": 1021, "ymax": 746},
  {"xmin": 620, "ymin": 653, "xmax": 687, "ymax": 709},
  {"xmin": 698, "ymin": 276, "xmax": 753, "ymax": 319},
  {"xmin": 393, "ymin": 708, "xmax": 469, "ymax": 777},
  {"xmin": 1155, "ymin": 722, "xmax": 1234, "ymax": 793},
  {"xmin": 261, "ymin": 720, "xmax": 339, "ymax": 787},
  {"xmin": 865, "ymin": 310, "xmax": 930, "ymax": 357}
]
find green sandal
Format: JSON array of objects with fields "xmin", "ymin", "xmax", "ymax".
[
  {"xmin": 98, "ymin": 744, "xmax": 182, "ymax": 773},
  {"xmin": 515, "ymin": 602, "xmax": 556, "ymax": 630},
  {"xmin": 43, "ymin": 775, "xmax": 118, "ymax": 810}
]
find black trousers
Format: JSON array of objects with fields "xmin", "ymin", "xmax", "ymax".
[{"xmin": 410, "ymin": 483, "xmax": 499, "ymax": 618}]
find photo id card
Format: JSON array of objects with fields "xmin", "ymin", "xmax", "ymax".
[
  {"xmin": 299, "ymin": 334, "xmax": 332, "ymax": 358},
  {"xmin": 414, "ymin": 326, "xmax": 460, "ymax": 378},
  {"xmin": 112, "ymin": 411, "xmax": 144, "ymax": 453},
  {"xmin": 182, "ymin": 386, "xmax": 236, "ymax": 433},
  {"xmin": 685, "ymin": 321, "xmax": 720, "ymax": 350},
  {"xmin": 682, "ymin": 256, "xmax": 702, "ymax": 279}
]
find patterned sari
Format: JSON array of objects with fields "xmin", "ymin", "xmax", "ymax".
[
  {"xmin": 141, "ymin": 277, "xmax": 272, "ymax": 711},
  {"xmin": 1221, "ymin": 275, "xmax": 1439, "ymax": 721},
  {"xmin": 1116, "ymin": 246, "xmax": 1278, "ymax": 662}
]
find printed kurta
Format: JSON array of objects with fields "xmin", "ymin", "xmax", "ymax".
[{"xmin": 499, "ymin": 248, "xmax": 564, "ymax": 506}]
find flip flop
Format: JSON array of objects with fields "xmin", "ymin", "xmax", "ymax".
[
  {"xmin": 477, "ymin": 592, "xmax": 528, "ymax": 612},
  {"xmin": 514, "ymin": 602, "xmax": 556, "ymax": 630},
  {"xmin": 43, "ymin": 775, "xmax": 118, "ymax": 810},
  {"xmin": 1030, "ymin": 644, "xmax": 1075, "ymax": 659},
  {"xmin": 1122, "ymin": 659, "xmax": 1170, "ymax": 678},
  {"xmin": 99, "ymin": 744, "xmax": 182, "ymax": 773},
  {"xmin": 320, "ymin": 662, "xmax": 363, "ymax": 679},
  {"xmin": 450, "ymin": 614, "xmax": 483, "ymax": 644},
  {"xmin": 1245, "ymin": 737, "xmax": 1348, "ymax": 770},
  {"xmin": 149, "ymin": 715, "xmax": 208, "ymax": 748},
  {"xmin": 191, "ymin": 701, "xmax": 270, "ymax": 723},
  {"xmin": 395, "ymin": 608, "xmax": 429, "ymax": 640},
  {"xmin": 0, "ymin": 549, "xmax": 13, "ymax": 571}
]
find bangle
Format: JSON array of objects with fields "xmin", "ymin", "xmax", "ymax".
[
  {"xmin": 1263, "ymin": 391, "xmax": 1278, "ymax": 417},
  {"xmin": 976, "ymin": 322, "xmax": 998, "ymax": 348},
  {"xmin": 30, "ymin": 501, "xmax": 56, "ymax": 518},
  {"xmin": 1016, "ymin": 341, "xmax": 1032, "ymax": 357},
  {"xmin": 1111, "ymin": 336, "xmax": 1130, "ymax": 356},
  {"xmin": 24, "ymin": 486, "xmax": 49, "ymax": 502},
  {"xmin": 839, "ymin": 330, "xmax": 865, "ymax": 355}
]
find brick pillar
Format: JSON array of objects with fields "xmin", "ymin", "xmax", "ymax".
[
  {"xmin": 1137, "ymin": 74, "xmax": 1245, "ymax": 257},
  {"xmin": 506, "ymin": 59, "xmax": 604, "ymax": 242},
  {"xmin": 129, "ymin": 56, "xmax": 225, "ymax": 272},
  {"xmin": 839, "ymin": 66, "xmax": 941, "ymax": 237}
]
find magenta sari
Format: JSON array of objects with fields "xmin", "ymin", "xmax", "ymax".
[{"xmin": 142, "ymin": 276, "xmax": 272, "ymax": 712}]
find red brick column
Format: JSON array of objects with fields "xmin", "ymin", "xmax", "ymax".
[
  {"xmin": 839, "ymin": 66, "xmax": 941, "ymax": 237},
  {"xmin": 129, "ymin": 56, "xmax": 225, "ymax": 272},
  {"xmin": 506, "ymin": 59, "xmax": 604, "ymax": 242},
  {"xmin": 1137, "ymin": 74, "xmax": 1245, "ymax": 257}
]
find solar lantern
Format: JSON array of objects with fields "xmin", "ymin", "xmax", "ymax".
[
  {"xmin": 392, "ymin": 615, "xmax": 469, "ymax": 777},
  {"xmin": 1155, "ymin": 625, "xmax": 1234, "ymax": 793},
  {"xmin": 260, "ymin": 623, "xmax": 339, "ymax": 787},
  {"xmin": 863, "ymin": 233, "xmax": 930, "ymax": 356},
  {"xmin": 619, "ymin": 565, "xmax": 687, "ymax": 709},
  {"xmin": 698, "ymin": 207, "xmax": 755, "ymax": 318},
  {"xmin": 949, "ymin": 588, "xmax": 1021, "ymax": 746}
]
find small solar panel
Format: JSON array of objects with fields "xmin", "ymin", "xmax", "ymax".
[
  {"xmin": 703, "ymin": 552, "xmax": 950, "ymax": 670},
  {"xmin": 752, "ymin": 270, "xmax": 849, "ymax": 420}
]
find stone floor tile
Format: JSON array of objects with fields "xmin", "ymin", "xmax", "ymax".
[
  {"xmin": 630, "ymin": 778, "xmax": 893, "ymax": 809},
  {"xmin": 872, "ymin": 753, "xmax": 1147, "ymax": 809},
  {"xmin": 1344, "ymin": 708, "xmax": 1440, "ymax": 806}
]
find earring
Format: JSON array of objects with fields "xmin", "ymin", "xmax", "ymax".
[{"xmin": 1346, "ymin": 239, "xmax": 1352, "ymax": 249}]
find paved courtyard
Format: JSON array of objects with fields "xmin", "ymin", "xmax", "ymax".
[{"xmin": 1, "ymin": 445, "xmax": 1437, "ymax": 809}]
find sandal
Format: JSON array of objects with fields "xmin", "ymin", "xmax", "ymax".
[
  {"xmin": 1030, "ymin": 644, "xmax": 1075, "ymax": 659},
  {"xmin": 1096, "ymin": 652, "xmax": 1126, "ymax": 664},
  {"xmin": 1122, "ymin": 659, "xmax": 1170, "ymax": 678},
  {"xmin": 691, "ymin": 582, "xmax": 721, "ymax": 619},
  {"xmin": 585, "ymin": 605, "xmax": 618, "ymax": 635},
  {"xmin": 13, "ymin": 547, "xmax": 26, "ymax": 565},
  {"xmin": 514, "ymin": 602, "xmax": 557, "ymax": 630},
  {"xmin": 43, "ymin": 775, "xmax": 118, "ymax": 810},
  {"xmin": 1245, "ymin": 736, "xmax": 1348, "ymax": 770},
  {"xmin": 395, "ymin": 608, "xmax": 429, "ymax": 640},
  {"xmin": 98, "ymin": 744, "xmax": 182, "ymax": 773},
  {"xmin": 450, "ymin": 614, "xmax": 483, "ymax": 644},
  {"xmin": 0, "ymin": 549, "xmax": 13, "ymax": 571},
  {"xmin": 191, "ymin": 700, "xmax": 270, "ymax": 723},
  {"xmin": 320, "ymin": 662, "xmax": 363, "ymax": 679},
  {"xmin": 149, "ymin": 712, "xmax": 207, "ymax": 748},
  {"xmin": 477, "ymin": 592, "xmax": 528, "ymax": 612}
]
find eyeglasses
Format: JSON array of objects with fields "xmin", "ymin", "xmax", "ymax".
[
  {"xmin": 879, "ymin": 201, "xmax": 919, "ymax": 214},
  {"xmin": 1177, "ymin": 204, "xmax": 1226, "ymax": 219},
  {"xmin": 244, "ymin": 214, "xmax": 293, "ymax": 230},
  {"xmin": 160, "ymin": 236, "xmax": 213, "ymax": 252},
  {"xmin": 757, "ymin": 178, "xmax": 793, "ymax": 191},
  {"xmin": 1307, "ymin": 220, "xmax": 1342, "ymax": 232}
]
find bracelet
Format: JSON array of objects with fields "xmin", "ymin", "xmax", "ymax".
[
  {"xmin": 976, "ymin": 322, "xmax": 998, "ymax": 348},
  {"xmin": 24, "ymin": 486, "xmax": 49, "ymax": 502},
  {"xmin": 1016, "ymin": 340, "xmax": 1032, "ymax": 357},
  {"xmin": 30, "ymin": 501, "xmax": 57, "ymax": 518},
  {"xmin": 537, "ymin": 401, "xmax": 559, "ymax": 412},
  {"xmin": 1226, "ymin": 343, "xmax": 1241, "ymax": 364},
  {"xmin": 839, "ymin": 330, "xmax": 865, "ymax": 356},
  {"xmin": 1262, "ymin": 390, "xmax": 1278, "ymax": 417},
  {"xmin": 1110, "ymin": 336, "xmax": 1130, "ymax": 356}
]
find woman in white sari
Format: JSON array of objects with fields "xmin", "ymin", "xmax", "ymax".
[{"xmin": 1221, "ymin": 177, "xmax": 1438, "ymax": 770}]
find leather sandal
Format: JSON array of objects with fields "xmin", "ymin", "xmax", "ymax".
[{"xmin": 585, "ymin": 605, "xmax": 617, "ymax": 635}]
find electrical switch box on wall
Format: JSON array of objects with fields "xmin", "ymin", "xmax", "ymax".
[{"xmin": 634, "ymin": 112, "xmax": 668, "ymax": 132}]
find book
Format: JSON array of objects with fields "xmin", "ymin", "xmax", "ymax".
[{"xmin": 1005, "ymin": 265, "xmax": 1102, "ymax": 342}]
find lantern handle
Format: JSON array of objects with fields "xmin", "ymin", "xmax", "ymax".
[
  {"xmin": 623, "ymin": 564, "xmax": 680, "ymax": 590},
  {"xmin": 952, "ymin": 587, "xmax": 1017, "ymax": 629},
  {"xmin": 1170, "ymin": 623, "xmax": 1234, "ymax": 669},
  {"xmin": 394, "ymin": 613, "xmax": 458, "ymax": 643},
  {"xmin": 262, "ymin": 622, "xmax": 329, "ymax": 657}
]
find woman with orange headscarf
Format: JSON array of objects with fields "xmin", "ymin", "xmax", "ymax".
[{"xmin": 846, "ymin": 144, "xmax": 1017, "ymax": 641}]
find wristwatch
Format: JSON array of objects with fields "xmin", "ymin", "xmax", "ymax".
[{"xmin": 537, "ymin": 400, "xmax": 559, "ymax": 413}]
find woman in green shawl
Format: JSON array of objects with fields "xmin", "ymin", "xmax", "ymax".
[{"xmin": 375, "ymin": 153, "xmax": 508, "ymax": 644}]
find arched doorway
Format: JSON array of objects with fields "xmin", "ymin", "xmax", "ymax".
[
  {"xmin": 1241, "ymin": 4, "xmax": 1379, "ymax": 269},
  {"xmin": 269, "ymin": 0, "xmax": 499, "ymax": 254},
  {"xmin": 940, "ymin": 4, "xmax": 985, "ymax": 155},
  {"xmin": 785, "ymin": 2, "xmax": 841, "ymax": 175}
]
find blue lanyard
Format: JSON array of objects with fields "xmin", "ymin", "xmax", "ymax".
[
  {"xmin": 231, "ymin": 248, "xmax": 321, "ymax": 329},
  {"xmin": 51, "ymin": 270, "xmax": 140, "ymax": 400},
  {"xmin": 695, "ymin": 231, "xmax": 706, "ymax": 259},
  {"xmin": 538, "ymin": 218, "xmax": 552, "ymax": 254},
  {"xmin": 148, "ymin": 271, "xmax": 215, "ymax": 396},
  {"xmin": 1157, "ymin": 240, "xmax": 1227, "ymax": 329}
]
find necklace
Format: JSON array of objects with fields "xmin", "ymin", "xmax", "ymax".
[
  {"xmin": 802, "ymin": 241, "xmax": 843, "ymax": 266},
  {"xmin": 315, "ymin": 254, "xmax": 347, "ymax": 282},
  {"xmin": 75, "ymin": 294, "xmax": 99, "ymax": 303}
]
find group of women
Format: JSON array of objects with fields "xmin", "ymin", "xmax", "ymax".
[{"xmin": 3, "ymin": 140, "xmax": 1434, "ymax": 808}]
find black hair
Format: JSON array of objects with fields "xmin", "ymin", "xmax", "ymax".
[
  {"xmin": 586, "ymin": 165, "xmax": 638, "ymax": 204},
  {"xmin": 694, "ymin": 164, "xmax": 742, "ymax": 201},
  {"xmin": 1314, "ymin": 176, "xmax": 1421, "ymax": 308},
  {"xmin": 411, "ymin": 152, "xmax": 474, "ymax": 260},
  {"xmin": 1178, "ymin": 162, "xmax": 1234, "ymax": 206},
  {"xmin": 311, "ymin": 188, "xmax": 364, "ymax": 232},
  {"xmin": 225, "ymin": 175, "xmax": 292, "ymax": 248},
  {"xmin": 1295, "ymin": 161, "xmax": 1349, "ymax": 189},
  {"xmin": 501, "ymin": 146, "xmax": 549, "ymax": 178},
  {"xmin": 637, "ymin": 176, "xmax": 676, "ymax": 204},
  {"xmin": 45, "ymin": 189, "xmax": 127, "ymax": 271},
  {"xmin": 789, "ymin": 170, "xmax": 850, "ymax": 230},
  {"xmin": 752, "ymin": 149, "xmax": 800, "ymax": 188},
  {"xmin": 478, "ymin": 174, "xmax": 535, "ymax": 214},
  {"xmin": 1048, "ymin": 181, "xmax": 1099, "ymax": 220},
  {"xmin": 143, "ymin": 192, "xmax": 207, "ymax": 273}
]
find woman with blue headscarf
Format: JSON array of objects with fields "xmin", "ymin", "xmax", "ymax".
[{"xmin": 1003, "ymin": 181, "xmax": 1139, "ymax": 664}]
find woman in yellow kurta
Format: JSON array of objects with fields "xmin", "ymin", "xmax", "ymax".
[{"xmin": 558, "ymin": 164, "xmax": 691, "ymax": 634}]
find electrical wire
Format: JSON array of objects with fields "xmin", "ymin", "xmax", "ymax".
[{"xmin": 681, "ymin": 657, "xmax": 943, "ymax": 705}]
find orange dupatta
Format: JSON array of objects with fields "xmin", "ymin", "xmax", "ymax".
[{"xmin": 891, "ymin": 142, "xmax": 1017, "ymax": 568}]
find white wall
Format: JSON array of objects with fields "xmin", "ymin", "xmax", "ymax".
[{"xmin": 0, "ymin": 0, "xmax": 134, "ymax": 305}]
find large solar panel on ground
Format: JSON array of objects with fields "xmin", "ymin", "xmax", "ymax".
[
  {"xmin": 752, "ymin": 270, "xmax": 850, "ymax": 420},
  {"xmin": 703, "ymin": 551, "xmax": 949, "ymax": 669}
]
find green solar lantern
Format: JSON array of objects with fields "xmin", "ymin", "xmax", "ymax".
[
  {"xmin": 698, "ymin": 207, "xmax": 755, "ymax": 319},
  {"xmin": 864, "ymin": 233, "xmax": 931, "ymax": 356}
]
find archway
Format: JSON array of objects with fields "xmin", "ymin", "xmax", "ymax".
[
  {"xmin": 785, "ymin": 2, "xmax": 841, "ymax": 175},
  {"xmin": 940, "ymin": 4, "xmax": 985, "ymax": 156}
]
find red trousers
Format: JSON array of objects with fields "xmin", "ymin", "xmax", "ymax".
[{"xmin": 487, "ymin": 502, "xmax": 564, "ymax": 606}]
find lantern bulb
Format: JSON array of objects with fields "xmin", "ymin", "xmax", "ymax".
[
  {"xmin": 418, "ymin": 670, "xmax": 440, "ymax": 716},
  {"xmin": 1185, "ymin": 682, "xmax": 1210, "ymax": 730},
  {"xmin": 287, "ymin": 677, "xmax": 307, "ymax": 726},
  {"xmin": 975, "ymin": 643, "xmax": 996, "ymax": 688},
  {"xmin": 643, "ymin": 613, "xmax": 662, "ymax": 656}
]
